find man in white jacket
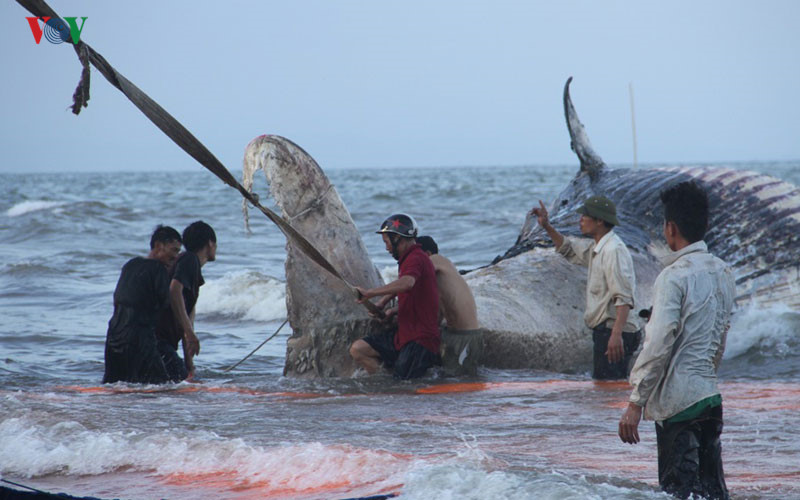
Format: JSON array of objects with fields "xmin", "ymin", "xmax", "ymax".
[{"xmin": 619, "ymin": 181, "xmax": 735, "ymax": 500}]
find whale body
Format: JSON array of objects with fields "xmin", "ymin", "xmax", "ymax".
[{"xmin": 243, "ymin": 79, "xmax": 800, "ymax": 375}]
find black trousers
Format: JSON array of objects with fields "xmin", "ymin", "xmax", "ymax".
[
  {"xmin": 656, "ymin": 404, "xmax": 729, "ymax": 500},
  {"xmin": 157, "ymin": 339, "xmax": 189, "ymax": 382},
  {"xmin": 591, "ymin": 327, "xmax": 641, "ymax": 380}
]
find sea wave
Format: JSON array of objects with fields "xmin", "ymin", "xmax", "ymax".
[
  {"xmin": 0, "ymin": 416, "xmax": 417, "ymax": 497},
  {"xmin": 398, "ymin": 466, "xmax": 662, "ymax": 500},
  {"xmin": 5, "ymin": 200, "xmax": 66, "ymax": 217},
  {"xmin": 0, "ymin": 414, "xmax": 663, "ymax": 500},
  {"xmin": 196, "ymin": 270, "xmax": 286, "ymax": 322},
  {"xmin": 725, "ymin": 304, "xmax": 800, "ymax": 359}
]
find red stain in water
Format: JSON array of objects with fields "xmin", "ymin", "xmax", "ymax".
[
  {"xmin": 732, "ymin": 471, "xmax": 800, "ymax": 484},
  {"xmin": 415, "ymin": 382, "xmax": 492, "ymax": 394},
  {"xmin": 415, "ymin": 379, "xmax": 594, "ymax": 395},
  {"xmin": 590, "ymin": 380, "xmax": 632, "ymax": 390},
  {"xmin": 721, "ymin": 382, "xmax": 800, "ymax": 411},
  {"xmin": 56, "ymin": 385, "xmax": 324, "ymax": 400},
  {"xmin": 159, "ymin": 449, "xmax": 409, "ymax": 499},
  {"xmin": 51, "ymin": 380, "xmax": 800, "ymax": 496},
  {"xmin": 162, "ymin": 471, "xmax": 360, "ymax": 499}
]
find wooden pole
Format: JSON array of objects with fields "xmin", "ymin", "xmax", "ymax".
[{"xmin": 629, "ymin": 82, "xmax": 638, "ymax": 169}]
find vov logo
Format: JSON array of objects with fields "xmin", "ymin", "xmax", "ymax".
[{"xmin": 26, "ymin": 16, "xmax": 87, "ymax": 44}]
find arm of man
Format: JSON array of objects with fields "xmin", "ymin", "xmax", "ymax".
[
  {"xmin": 713, "ymin": 268, "xmax": 736, "ymax": 371},
  {"xmin": 183, "ymin": 308, "xmax": 197, "ymax": 376},
  {"xmin": 619, "ymin": 402, "xmax": 643, "ymax": 444},
  {"xmin": 607, "ymin": 305, "xmax": 632, "ymax": 363},
  {"xmin": 530, "ymin": 199, "xmax": 599, "ymax": 265},
  {"xmin": 170, "ymin": 279, "xmax": 200, "ymax": 359},
  {"xmin": 356, "ymin": 275, "xmax": 416, "ymax": 302},
  {"xmin": 373, "ymin": 295, "xmax": 398, "ymax": 323},
  {"xmin": 619, "ymin": 273, "xmax": 682, "ymax": 444},
  {"xmin": 606, "ymin": 247, "xmax": 637, "ymax": 363},
  {"xmin": 531, "ymin": 200, "xmax": 565, "ymax": 249},
  {"xmin": 375, "ymin": 294, "xmax": 396, "ymax": 310}
]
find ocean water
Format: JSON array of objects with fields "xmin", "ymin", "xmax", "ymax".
[{"xmin": 1, "ymin": 161, "xmax": 799, "ymax": 499}]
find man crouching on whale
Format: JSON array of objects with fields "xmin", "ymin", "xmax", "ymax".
[{"xmin": 350, "ymin": 214, "xmax": 441, "ymax": 379}]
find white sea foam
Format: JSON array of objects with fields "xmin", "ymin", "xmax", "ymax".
[
  {"xmin": 196, "ymin": 270, "xmax": 286, "ymax": 322},
  {"xmin": 0, "ymin": 416, "xmax": 419, "ymax": 496},
  {"xmin": 725, "ymin": 303, "xmax": 800, "ymax": 359},
  {"xmin": 397, "ymin": 466, "xmax": 660, "ymax": 500},
  {"xmin": 379, "ymin": 264, "xmax": 398, "ymax": 284},
  {"xmin": 5, "ymin": 200, "xmax": 65, "ymax": 217}
]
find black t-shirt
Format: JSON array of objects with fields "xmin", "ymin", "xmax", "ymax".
[
  {"xmin": 155, "ymin": 252, "xmax": 204, "ymax": 349},
  {"xmin": 173, "ymin": 251, "xmax": 204, "ymax": 314},
  {"xmin": 111, "ymin": 257, "xmax": 170, "ymax": 327},
  {"xmin": 103, "ymin": 257, "xmax": 171, "ymax": 384}
]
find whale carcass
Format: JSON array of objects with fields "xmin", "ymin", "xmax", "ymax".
[{"xmin": 243, "ymin": 78, "xmax": 800, "ymax": 377}]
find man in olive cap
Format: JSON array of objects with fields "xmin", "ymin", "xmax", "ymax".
[{"xmin": 532, "ymin": 195, "xmax": 641, "ymax": 379}]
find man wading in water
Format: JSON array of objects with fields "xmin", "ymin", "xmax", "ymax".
[
  {"xmin": 350, "ymin": 214, "xmax": 441, "ymax": 379},
  {"xmin": 619, "ymin": 182, "xmax": 735, "ymax": 500},
  {"xmin": 156, "ymin": 221, "xmax": 217, "ymax": 381},
  {"xmin": 416, "ymin": 235, "xmax": 482, "ymax": 376},
  {"xmin": 532, "ymin": 195, "xmax": 642, "ymax": 379},
  {"xmin": 103, "ymin": 225, "xmax": 182, "ymax": 384}
]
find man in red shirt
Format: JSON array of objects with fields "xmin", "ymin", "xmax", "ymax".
[{"xmin": 350, "ymin": 213, "xmax": 441, "ymax": 379}]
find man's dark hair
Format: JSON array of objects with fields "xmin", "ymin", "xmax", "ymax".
[
  {"xmin": 417, "ymin": 235, "xmax": 438, "ymax": 255},
  {"xmin": 660, "ymin": 181, "xmax": 709, "ymax": 243},
  {"xmin": 182, "ymin": 220, "xmax": 216, "ymax": 253},
  {"xmin": 150, "ymin": 225, "xmax": 181, "ymax": 249}
]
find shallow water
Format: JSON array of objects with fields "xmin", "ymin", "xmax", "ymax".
[{"xmin": 1, "ymin": 162, "xmax": 799, "ymax": 499}]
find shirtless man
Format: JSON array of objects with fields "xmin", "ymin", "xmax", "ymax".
[{"xmin": 417, "ymin": 235, "xmax": 482, "ymax": 376}]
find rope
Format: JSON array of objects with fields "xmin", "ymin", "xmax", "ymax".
[
  {"xmin": 223, "ymin": 318, "xmax": 289, "ymax": 372},
  {"xmin": 1, "ymin": 478, "xmax": 47, "ymax": 493},
  {"xmin": 16, "ymin": 0, "xmax": 384, "ymax": 319},
  {"xmin": 287, "ymin": 184, "xmax": 333, "ymax": 222}
]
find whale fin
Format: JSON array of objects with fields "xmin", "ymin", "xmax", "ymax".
[{"xmin": 564, "ymin": 77, "xmax": 606, "ymax": 179}]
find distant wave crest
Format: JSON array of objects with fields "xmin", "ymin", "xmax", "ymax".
[
  {"xmin": 196, "ymin": 270, "xmax": 286, "ymax": 322},
  {"xmin": 5, "ymin": 200, "xmax": 65, "ymax": 217}
]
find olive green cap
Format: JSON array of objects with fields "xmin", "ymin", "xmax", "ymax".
[{"xmin": 576, "ymin": 195, "xmax": 620, "ymax": 226}]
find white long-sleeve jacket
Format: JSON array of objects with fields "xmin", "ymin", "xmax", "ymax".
[
  {"xmin": 557, "ymin": 230, "xmax": 640, "ymax": 332},
  {"xmin": 629, "ymin": 240, "xmax": 735, "ymax": 421}
]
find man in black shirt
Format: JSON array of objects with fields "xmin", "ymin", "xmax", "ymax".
[
  {"xmin": 103, "ymin": 225, "xmax": 182, "ymax": 384},
  {"xmin": 156, "ymin": 221, "xmax": 217, "ymax": 380}
]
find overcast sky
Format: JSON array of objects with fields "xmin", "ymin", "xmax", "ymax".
[{"xmin": 2, "ymin": 1, "xmax": 799, "ymax": 173}]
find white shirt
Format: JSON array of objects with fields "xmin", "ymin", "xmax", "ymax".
[
  {"xmin": 557, "ymin": 230, "xmax": 640, "ymax": 332},
  {"xmin": 628, "ymin": 241, "xmax": 736, "ymax": 421}
]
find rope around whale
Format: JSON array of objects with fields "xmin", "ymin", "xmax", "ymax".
[
  {"xmin": 223, "ymin": 318, "xmax": 289, "ymax": 372},
  {"xmin": 16, "ymin": 0, "xmax": 384, "ymax": 319}
]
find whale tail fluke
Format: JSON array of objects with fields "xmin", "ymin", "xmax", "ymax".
[{"xmin": 564, "ymin": 77, "xmax": 606, "ymax": 180}]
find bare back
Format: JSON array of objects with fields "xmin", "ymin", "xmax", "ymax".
[{"xmin": 430, "ymin": 254, "xmax": 479, "ymax": 331}]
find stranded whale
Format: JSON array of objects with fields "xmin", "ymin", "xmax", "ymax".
[
  {"xmin": 243, "ymin": 78, "xmax": 800, "ymax": 376},
  {"xmin": 243, "ymin": 136, "xmax": 387, "ymax": 377}
]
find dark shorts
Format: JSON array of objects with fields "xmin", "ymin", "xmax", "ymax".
[
  {"xmin": 656, "ymin": 404, "xmax": 729, "ymax": 500},
  {"xmin": 591, "ymin": 326, "xmax": 641, "ymax": 380},
  {"xmin": 440, "ymin": 328, "xmax": 483, "ymax": 376},
  {"xmin": 362, "ymin": 330, "xmax": 440, "ymax": 380},
  {"xmin": 157, "ymin": 339, "xmax": 188, "ymax": 382}
]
